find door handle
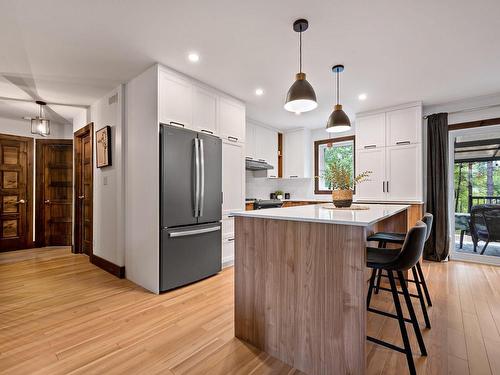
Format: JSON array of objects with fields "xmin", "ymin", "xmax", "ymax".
[
  {"xmin": 44, "ymin": 199, "xmax": 50, "ymax": 204},
  {"xmin": 78, "ymin": 195, "xmax": 85, "ymax": 199},
  {"xmin": 168, "ymin": 226, "xmax": 220, "ymax": 238},
  {"xmin": 199, "ymin": 138, "xmax": 205, "ymax": 217},
  {"xmin": 193, "ymin": 138, "xmax": 200, "ymax": 217},
  {"xmin": 15, "ymin": 199, "xmax": 26, "ymax": 204}
]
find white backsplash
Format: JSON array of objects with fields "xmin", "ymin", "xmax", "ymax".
[{"xmin": 246, "ymin": 171, "xmax": 318, "ymax": 200}]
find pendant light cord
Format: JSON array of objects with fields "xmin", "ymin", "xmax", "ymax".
[
  {"xmin": 336, "ymin": 70, "xmax": 339, "ymax": 105},
  {"xmin": 299, "ymin": 31, "xmax": 302, "ymax": 73}
]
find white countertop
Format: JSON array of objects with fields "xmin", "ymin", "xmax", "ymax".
[{"xmin": 232, "ymin": 203, "xmax": 409, "ymax": 226}]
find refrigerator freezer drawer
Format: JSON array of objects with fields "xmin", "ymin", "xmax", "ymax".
[{"xmin": 160, "ymin": 223, "xmax": 222, "ymax": 292}]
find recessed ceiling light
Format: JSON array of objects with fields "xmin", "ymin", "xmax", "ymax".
[
  {"xmin": 255, "ymin": 88, "xmax": 264, "ymax": 96},
  {"xmin": 188, "ymin": 53, "xmax": 200, "ymax": 62},
  {"xmin": 358, "ymin": 93, "xmax": 367, "ymax": 101}
]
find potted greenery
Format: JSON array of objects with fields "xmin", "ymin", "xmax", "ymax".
[
  {"xmin": 322, "ymin": 163, "xmax": 371, "ymax": 207},
  {"xmin": 275, "ymin": 190, "xmax": 284, "ymax": 200}
]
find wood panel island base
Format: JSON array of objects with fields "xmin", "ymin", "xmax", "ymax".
[{"xmin": 232, "ymin": 204, "xmax": 409, "ymax": 375}]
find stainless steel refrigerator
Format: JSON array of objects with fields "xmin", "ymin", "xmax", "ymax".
[{"xmin": 160, "ymin": 124, "xmax": 222, "ymax": 292}]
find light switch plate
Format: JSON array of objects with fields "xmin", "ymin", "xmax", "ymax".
[{"xmin": 103, "ymin": 176, "xmax": 108, "ymax": 186}]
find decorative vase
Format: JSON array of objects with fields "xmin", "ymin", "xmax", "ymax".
[{"xmin": 332, "ymin": 189, "xmax": 353, "ymax": 208}]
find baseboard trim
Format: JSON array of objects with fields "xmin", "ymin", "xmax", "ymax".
[{"xmin": 90, "ymin": 254, "xmax": 125, "ymax": 278}]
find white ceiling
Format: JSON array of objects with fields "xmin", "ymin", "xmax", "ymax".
[{"xmin": 1, "ymin": 0, "xmax": 499, "ymax": 129}]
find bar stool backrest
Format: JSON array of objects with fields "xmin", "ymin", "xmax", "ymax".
[
  {"xmin": 422, "ymin": 213, "xmax": 433, "ymax": 242},
  {"xmin": 390, "ymin": 221, "xmax": 427, "ymax": 271}
]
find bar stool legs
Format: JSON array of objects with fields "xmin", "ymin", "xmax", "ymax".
[
  {"xmin": 416, "ymin": 261, "xmax": 432, "ymax": 306},
  {"xmin": 367, "ymin": 268, "xmax": 426, "ymax": 375}
]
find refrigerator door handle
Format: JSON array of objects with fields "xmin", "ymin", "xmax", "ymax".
[
  {"xmin": 193, "ymin": 138, "xmax": 200, "ymax": 217},
  {"xmin": 199, "ymin": 138, "xmax": 205, "ymax": 217},
  {"xmin": 168, "ymin": 226, "xmax": 221, "ymax": 238}
]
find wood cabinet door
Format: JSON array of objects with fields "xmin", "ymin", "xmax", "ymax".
[
  {"xmin": 74, "ymin": 125, "xmax": 93, "ymax": 256},
  {"xmin": 355, "ymin": 113, "xmax": 386, "ymax": 149},
  {"xmin": 385, "ymin": 106, "xmax": 422, "ymax": 146},
  {"xmin": 36, "ymin": 140, "xmax": 73, "ymax": 246},
  {"xmin": 0, "ymin": 134, "xmax": 33, "ymax": 251}
]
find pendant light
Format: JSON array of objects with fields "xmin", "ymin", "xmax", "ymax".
[
  {"xmin": 326, "ymin": 65, "xmax": 351, "ymax": 133},
  {"xmin": 284, "ymin": 19, "xmax": 317, "ymax": 113},
  {"xmin": 30, "ymin": 101, "xmax": 50, "ymax": 136}
]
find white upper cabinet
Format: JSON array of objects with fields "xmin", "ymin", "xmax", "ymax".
[
  {"xmin": 355, "ymin": 148, "xmax": 386, "ymax": 200},
  {"xmin": 385, "ymin": 144, "xmax": 422, "ymax": 201},
  {"xmin": 256, "ymin": 126, "xmax": 278, "ymax": 178},
  {"xmin": 245, "ymin": 122, "xmax": 256, "ymax": 159},
  {"xmin": 219, "ymin": 98, "xmax": 245, "ymax": 142},
  {"xmin": 159, "ymin": 70, "xmax": 193, "ymax": 128},
  {"xmin": 193, "ymin": 86, "xmax": 218, "ymax": 135},
  {"xmin": 355, "ymin": 113, "xmax": 386, "ymax": 149},
  {"xmin": 385, "ymin": 106, "xmax": 422, "ymax": 146},
  {"xmin": 222, "ymin": 140, "xmax": 245, "ymax": 217},
  {"xmin": 355, "ymin": 103, "xmax": 423, "ymax": 202},
  {"xmin": 283, "ymin": 129, "xmax": 311, "ymax": 179}
]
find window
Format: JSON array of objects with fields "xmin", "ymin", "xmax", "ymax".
[{"xmin": 314, "ymin": 136, "xmax": 355, "ymax": 194}]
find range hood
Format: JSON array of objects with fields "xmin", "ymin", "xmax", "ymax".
[{"xmin": 245, "ymin": 158, "xmax": 274, "ymax": 171}]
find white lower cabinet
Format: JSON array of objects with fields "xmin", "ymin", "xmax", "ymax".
[
  {"xmin": 355, "ymin": 143, "xmax": 423, "ymax": 202},
  {"xmin": 222, "ymin": 216, "xmax": 235, "ymax": 266},
  {"xmin": 355, "ymin": 148, "xmax": 386, "ymax": 200},
  {"xmin": 385, "ymin": 144, "xmax": 422, "ymax": 201}
]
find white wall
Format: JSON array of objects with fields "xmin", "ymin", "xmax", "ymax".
[
  {"xmin": 73, "ymin": 86, "xmax": 125, "ymax": 267},
  {"xmin": 124, "ymin": 65, "xmax": 159, "ymax": 293},
  {"xmin": 0, "ymin": 117, "xmax": 72, "ymax": 139}
]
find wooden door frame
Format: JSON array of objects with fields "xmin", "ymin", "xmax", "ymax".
[
  {"xmin": 73, "ymin": 123, "xmax": 93, "ymax": 255},
  {"xmin": 0, "ymin": 133, "xmax": 34, "ymax": 251},
  {"xmin": 35, "ymin": 139, "xmax": 73, "ymax": 248}
]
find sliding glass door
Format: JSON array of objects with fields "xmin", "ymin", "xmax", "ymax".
[{"xmin": 448, "ymin": 125, "xmax": 500, "ymax": 265}]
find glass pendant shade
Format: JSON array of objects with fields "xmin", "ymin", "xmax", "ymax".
[
  {"xmin": 284, "ymin": 73, "xmax": 318, "ymax": 113},
  {"xmin": 31, "ymin": 117, "xmax": 50, "ymax": 136},
  {"xmin": 30, "ymin": 101, "xmax": 51, "ymax": 136},
  {"xmin": 326, "ymin": 104, "xmax": 351, "ymax": 133}
]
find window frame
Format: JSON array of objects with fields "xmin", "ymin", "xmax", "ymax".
[{"xmin": 314, "ymin": 135, "xmax": 356, "ymax": 195}]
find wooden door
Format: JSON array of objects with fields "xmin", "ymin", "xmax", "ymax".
[
  {"xmin": 0, "ymin": 134, "xmax": 33, "ymax": 251},
  {"xmin": 74, "ymin": 124, "xmax": 93, "ymax": 255},
  {"xmin": 35, "ymin": 140, "xmax": 73, "ymax": 247}
]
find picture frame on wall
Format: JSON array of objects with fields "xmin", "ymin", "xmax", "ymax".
[{"xmin": 96, "ymin": 126, "xmax": 112, "ymax": 168}]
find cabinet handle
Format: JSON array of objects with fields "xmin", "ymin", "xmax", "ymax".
[
  {"xmin": 364, "ymin": 144, "xmax": 377, "ymax": 149},
  {"xmin": 289, "ymin": 175, "xmax": 299, "ymax": 178},
  {"xmin": 245, "ymin": 157, "xmax": 253, "ymax": 160},
  {"xmin": 269, "ymin": 175, "xmax": 277, "ymax": 178},
  {"xmin": 228, "ymin": 136, "xmax": 238, "ymax": 142},
  {"xmin": 387, "ymin": 181, "xmax": 390, "ymax": 193},
  {"xmin": 396, "ymin": 141, "xmax": 411, "ymax": 145},
  {"xmin": 258, "ymin": 159, "xmax": 266, "ymax": 162},
  {"xmin": 201, "ymin": 129, "xmax": 213, "ymax": 134},
  {"xmin": 170, "ymin": 121, "xmax": 185, "ymax": 128},
  {"xmin": 383, "ymin": 181, "xmax": 386, "ymax": 193},
  {"xmin": 227, "ymin": 237, "xmax": 235, "ymax": 242}
]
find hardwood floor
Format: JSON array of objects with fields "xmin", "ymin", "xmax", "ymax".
[{"xmin": 1, "ymin": 247, "xmax": 499, "ymax": 374}]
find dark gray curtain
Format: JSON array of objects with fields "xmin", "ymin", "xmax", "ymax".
[{"xmin": 424, "ymin": 113, "xmax": 450, "ymax": 261}]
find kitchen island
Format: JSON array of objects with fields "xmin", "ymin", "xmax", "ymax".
[{"xmin": 232, "ymin": 203, "xmax": 409, "ymax": 375}]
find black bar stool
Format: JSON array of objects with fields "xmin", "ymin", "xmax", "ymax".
[
  {"xmin": 366, "ymin": 221, "xmax": 428, "ymax": 375},
  {"xmin": 368, "ymin": 213, "xmax": 433, "ymax": 329}
]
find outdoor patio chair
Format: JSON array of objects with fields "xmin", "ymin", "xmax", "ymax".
[{"xmin": 469, "ymin": 204, "xmax": 500, "ymax": 255}]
